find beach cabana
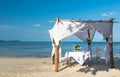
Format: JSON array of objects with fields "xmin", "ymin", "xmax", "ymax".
[{"xmin": 49, "ymin": 17, "xmax": 114, "ymax": 72}]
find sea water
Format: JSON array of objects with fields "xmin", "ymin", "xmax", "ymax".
[{"xmin": 0, "ymin": 41, "xmax": 120, "ymax": 57}]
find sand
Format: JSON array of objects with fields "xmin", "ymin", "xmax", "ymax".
[{"xmin": 0, "ymin": 57, "xmax": 120, "ymax": 77}]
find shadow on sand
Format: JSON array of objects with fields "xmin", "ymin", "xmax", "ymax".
[{"xmin": 76, "ymin": 57, "xmax": 120, "ymax": 75}]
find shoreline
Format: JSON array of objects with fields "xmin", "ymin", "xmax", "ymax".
[
  {"xmin": 0, "ymin": 56, "xmax": 51, "ymax": 58},
  {"xmin": 1, "ymin": 55, "xmax": 120, "ymax": 58}
]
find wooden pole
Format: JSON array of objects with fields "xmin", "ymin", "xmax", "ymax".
[
  {"xmin": 87, "ymin": 29, "xmax": 92, "ymax": 66},
  {"xmin": 105, "ymin": 38, "xmax": 114, "ymax": 68},
  {"xmin": 87, "ymin": 29, "xmax": 91, "ymax": 50},
  {"xmin": 53, "ymin": 17, "xmax": 60, "ymax": 72},
  {"xmin": 56, "ymin": 17, "xmax": 60, "ymax": 24},
  {"xmin": 109, "ymin": 18, "xmax": 114, "ymax": 68},
  {"xmin": 109, "ymin": 43, "xmax": 114, "ymax": 68},
  {"xmin": 52, "ymin": 54, "xmax": 55, "ymax": 64},
  {"xmin": 55, "ymin": 45, "xmax": 59, "ymax": 72}
]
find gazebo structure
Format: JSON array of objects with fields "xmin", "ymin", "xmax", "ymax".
[{"xmin": 49, "ymin": 17, "xmax": 114, "ymax": 72}]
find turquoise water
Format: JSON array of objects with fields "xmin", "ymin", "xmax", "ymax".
[{"xmin": 0, "ymin": 41, "xmax": 120, "ymax": 57}]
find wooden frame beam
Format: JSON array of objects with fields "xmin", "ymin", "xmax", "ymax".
[
  {"xmin": 55, "ymin": 45, "xmax": 59, "ymax": 72},
  {"xmin": 109, "ymin": 19, "xmax": 114, "ymax": 68},
  {"xmin": 49, "ymin": 18, "xmax": 116, "ymax": 23},
  {"xmin": 109, "ymin": 42, "xmax": 114, "ymax": 68},
  {"xmin": 87, "ymin": 29, "xmax": 92, "ymax": 66}
]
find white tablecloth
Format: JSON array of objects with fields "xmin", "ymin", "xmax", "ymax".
[{"xmin": 65, "ymin": 51, "xmax": 90, "ymax": 65}]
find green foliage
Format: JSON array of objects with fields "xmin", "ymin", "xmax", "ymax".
[
  {"xmin": 74, "ymin": 45, "xmax": 81, "ymax": 50},
  {"xmin": 86, "ymin": 37, "xmax": 91, "ymax": 42}
]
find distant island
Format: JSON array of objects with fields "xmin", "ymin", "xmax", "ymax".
[{"xmin": 0, "ymin": 40, "xmax": 20, "ymax": 42}]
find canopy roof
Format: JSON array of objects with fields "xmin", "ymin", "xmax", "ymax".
[{"xmin": 49, "ymin": 18, "xmax": 113, "ymax": 45}]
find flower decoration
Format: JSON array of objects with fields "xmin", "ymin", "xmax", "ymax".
[
  {"xmin": 86, "ymin": 37, "xmax": 91, "ymax": 42},
  {"xmin": 74, "ymin": 45, "xmax": 81, "ymax": 50}
]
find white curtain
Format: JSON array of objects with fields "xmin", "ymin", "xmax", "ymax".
[
  {"xmin": 50, "ymin": 20, "xmax": 86, "ymax": 45},
  {"xmin": 89, "ymin": 22, "xmax": 113, "ymax": 43},
  {"xmin": 75, "ymin": 27, "xmax": 96, "ymax": 42},
  {"xmin": 104, "ymin": 42, "xmax": 111, "ymax": 64},
  {"xmin": 49, "ymin": 30, "xmax": 62, "ymax": 62},
  {"xmin": 75, "ymin": 21, "xmax": 113, "ymax": 43}
]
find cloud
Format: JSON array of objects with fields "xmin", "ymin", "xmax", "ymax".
[
  {"xmin": 33, "ymin": 24, "xmax": 41, "ymax": 28},
  {"xmin": 102, "ymin": 11, "xmax": 116, "ymax": 17},
  {"xmin": 102, "ymin": 13, "xmax": 108, "ymax": 16},
  {"xmin": 0, "ymin": 24, "xmax": 21, "ymax": 30}
]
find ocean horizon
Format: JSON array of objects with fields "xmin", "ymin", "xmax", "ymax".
[{"xmin": 0, "ymin": 41, "xmax": 120, "ymax": 57}]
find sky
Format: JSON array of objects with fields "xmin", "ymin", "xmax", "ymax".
[{"xmin": 0, "ymin": 0, "xmax": 120, "ymax": 42}]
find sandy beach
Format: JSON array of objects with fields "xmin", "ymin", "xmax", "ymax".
[{"xmin": 0, "ymin": 57, "xmax": 120, "ymax": 77}]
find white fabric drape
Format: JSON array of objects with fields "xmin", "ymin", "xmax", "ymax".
[
  {"xmin": 49, "ymin": 30, "xmax": 62, "ymax": 61},
  {"xmin": 89, "ymin": 22, "xmax": 113, "ymax": 43},
  {"xmin": 75, "ymin": 26, "xmax": 96, "ymax": 42},
  {"xmin": 50, "ymin": 20, "xmax": 86, "ymax": 45},
  {"xmin": 49, "ymin": 30, "xmax": 56, "ymax": 58},
  {"xmin": 104, "ymin": 42, "xmax": 111, "ymax": 64},
  {"xmin": 50, "ymin": 44, "xmax": 62, "ymax": 62},
  {"xmin": 75, "ymin": 21, "xmax": 113, "ymax": 43}
]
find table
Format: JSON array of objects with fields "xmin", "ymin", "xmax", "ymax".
[{"xmin": 65, "ymin": 51, "xmax": 90, "ymax": 65}]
